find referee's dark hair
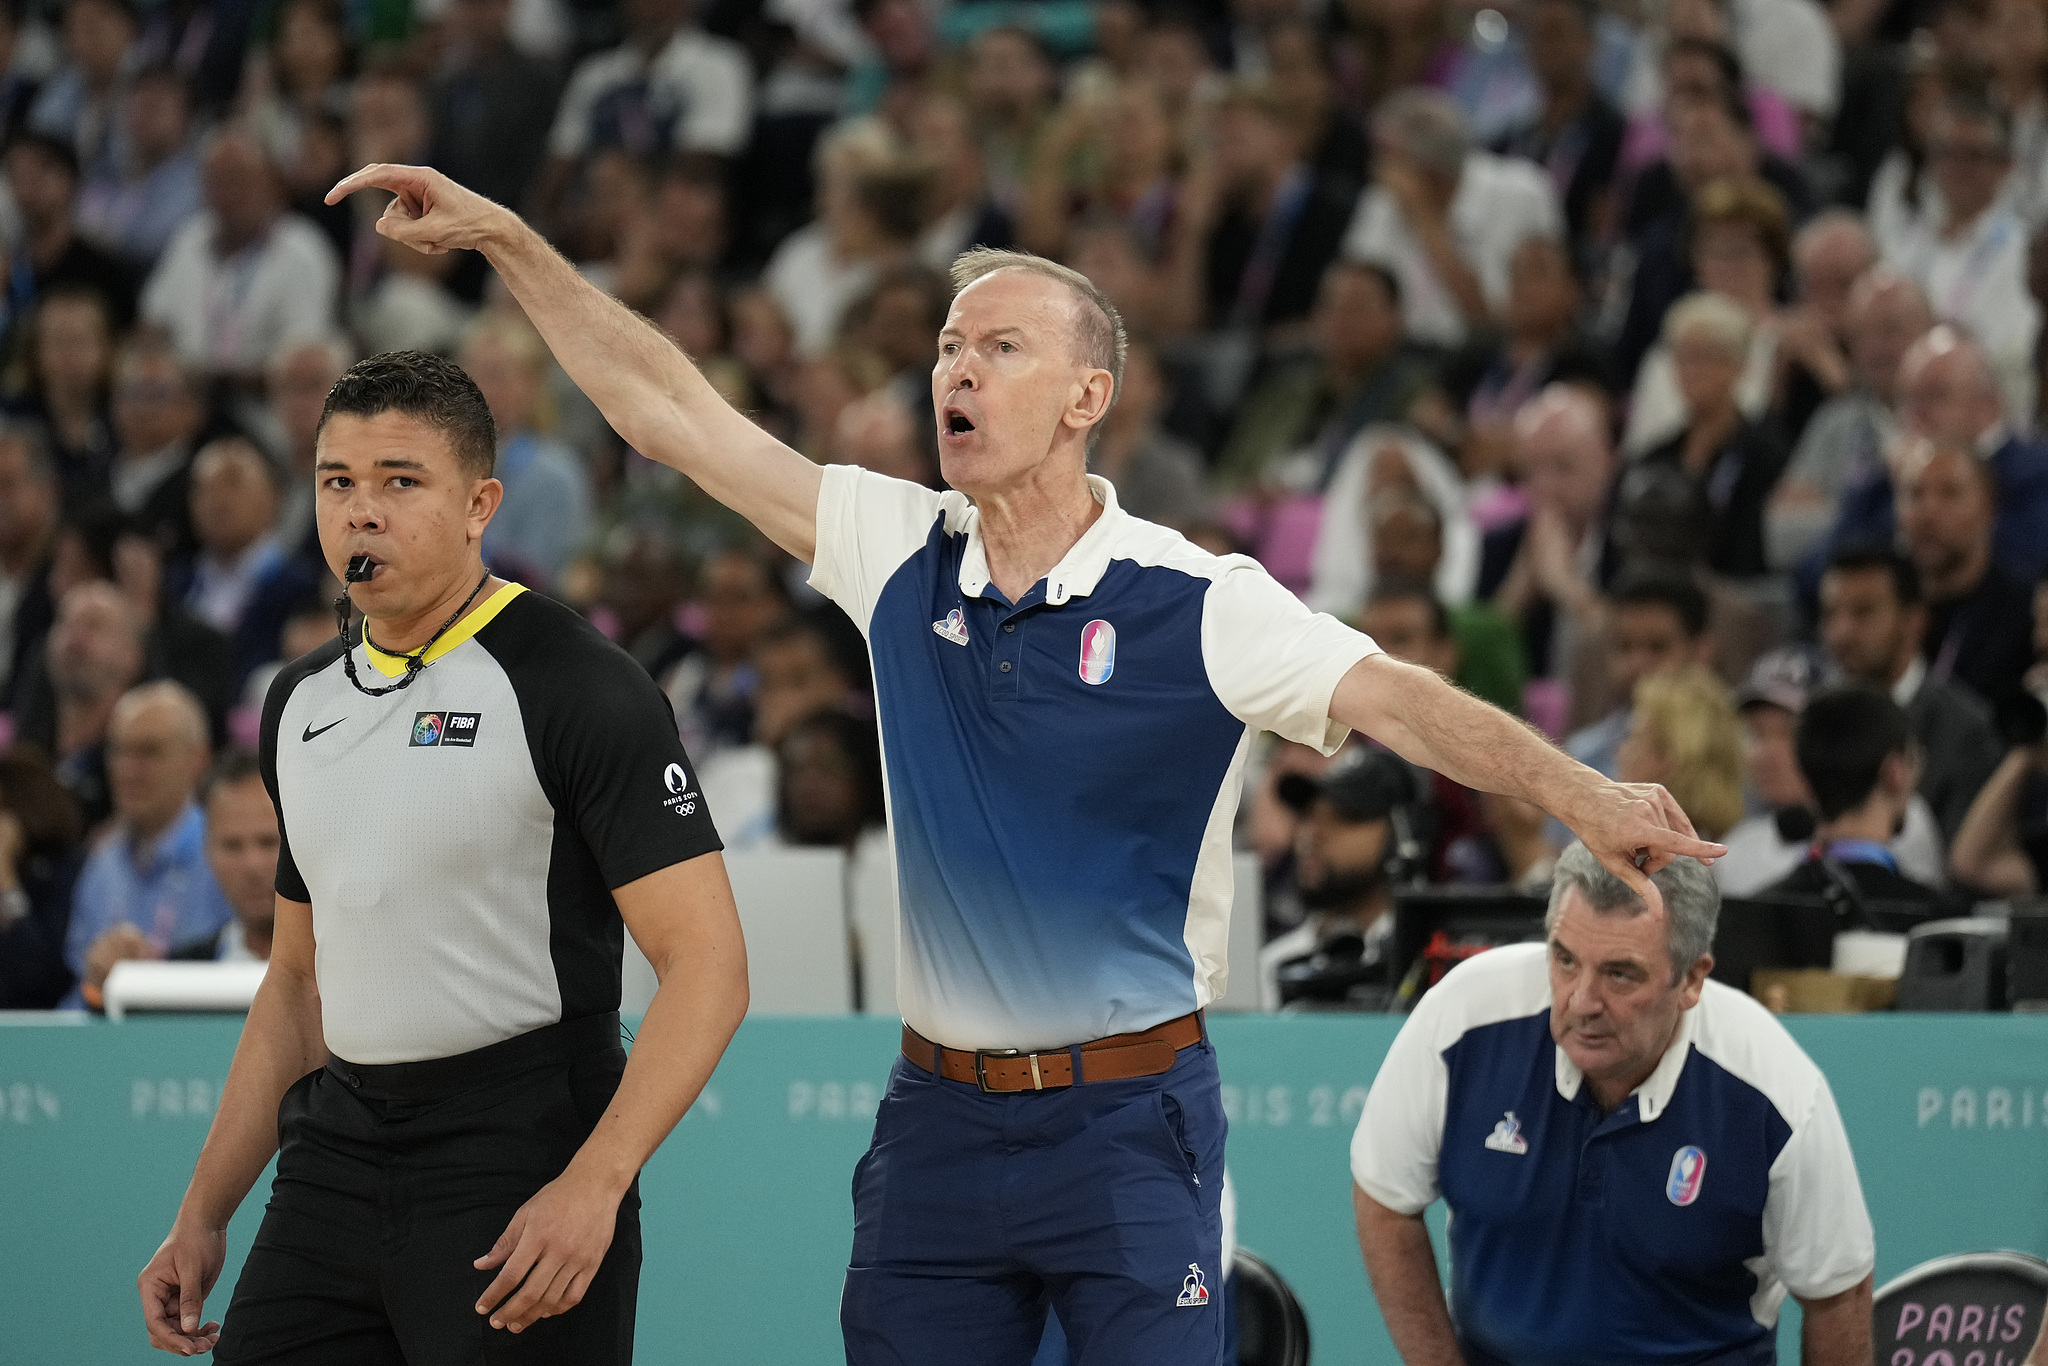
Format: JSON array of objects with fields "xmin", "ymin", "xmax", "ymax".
[
  {"xmin": 1794, "ymin": 686, "xmax": 1913, "ymax": 821},
  {"xmin": 199, "ymin": 749, "xmax": 265, "ymax": 811},
  {"xmin": 319, "ymin": 350, "xmax": 497, "ymax": 479}
]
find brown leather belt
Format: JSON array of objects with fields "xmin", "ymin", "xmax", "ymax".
[{"xmin": 901, "ymin": 1012, "xmax": 1204, "ymax": 1093}]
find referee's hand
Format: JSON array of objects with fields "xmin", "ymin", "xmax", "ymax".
[
  {"xmin": 138, "ymin": 1222, "xmax": 224, "ymax": 1355},
  {"xmin": 474, "ymin": 1166, "xmax": 622, "ymax": 1333}
]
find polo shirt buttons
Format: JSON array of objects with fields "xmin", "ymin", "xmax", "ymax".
[
  {"xmin": 345, "ymin": 1072, "xmax": 362, "ymax": 1088},
  {"xmin": 999, "ymin": 661, "xmax": 1012, "ymax": 672},
  {"xmin": 1004, "ymin": 623, "xmax": 1015, "ymax": 633}
]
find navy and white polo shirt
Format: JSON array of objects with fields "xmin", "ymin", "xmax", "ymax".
[
  {"xmin": 809, "ymin": 466, "xmax": 1379, "ymax": 1051},
  {"xmin": 1351, "ymin": 943, "xmax": 1874, "ymax": 1366}
]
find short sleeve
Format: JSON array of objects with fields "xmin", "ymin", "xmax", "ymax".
[
  {"xmin": 1350, "ymin": 986, "xmax": 1453, "ymax": 1214},
  {"xmin": 259, "ymin": 647, "xmax": 322, "ymax": 905},
  {"xmin": 537, "ymin": 642, "xmax": 725, "ymax": 890},
  {"xmin": 1761, "ymin": 1073, "xmax": 1876, "ymax": 1299},
  {"xmin": 1200, "ymin": 562, "xmax": 1380, "ymax": 754},
  {"xmin": 807, "ymin": 463, "xmax": 953, "ymax": 631}
]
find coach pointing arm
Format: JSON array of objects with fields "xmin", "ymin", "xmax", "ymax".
[
  {"xmin": 328, "ymin": 165, "xmax": 824, "ymax": 563},
  {"xmin": 328, "ymin": 166, "xmax": 1720, "ymax": 893}
]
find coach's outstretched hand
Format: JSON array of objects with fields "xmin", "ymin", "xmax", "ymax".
[
  {"xmin": 327, "ymin": 164, "xmax": 512, "ymax": 258},
  {"xmin": 474, "ymin": 1164, "xmax": 623, "ymax": 1334},
  {"xmin": 138, "ymin": 1222, "xmax": 224, "ymax": 1356},
  {"xmin": 1560, "ymin": 776, "xmax": 1722, "ymax": 916}
]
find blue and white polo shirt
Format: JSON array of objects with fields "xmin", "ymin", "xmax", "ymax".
[
  {"xmin": 1351, "ymin": 943, "xmax": 1874, "ymax": 1366},
  {"xmin": 809, "ymin": 466, "xmax": 1379, "ymax": 1051}
]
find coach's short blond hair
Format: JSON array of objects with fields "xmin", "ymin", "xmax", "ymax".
[{"xmin": 949, "ymin": 249, "xmax": 1128, "ymax": 397}]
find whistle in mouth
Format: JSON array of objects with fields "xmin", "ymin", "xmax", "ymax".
[{"xmin": 345, "ymin": 555, "xmax": 377, "ymax": 583}]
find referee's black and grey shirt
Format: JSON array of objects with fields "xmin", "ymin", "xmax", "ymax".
[{"xmin": 259, "ymin": 582, "xmax": 723, "ymax": 1065}]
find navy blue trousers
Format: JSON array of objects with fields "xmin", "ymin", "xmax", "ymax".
[{"xmin": 842, "ymin": 1039, "xmax": 1229, "ymax": 1366}]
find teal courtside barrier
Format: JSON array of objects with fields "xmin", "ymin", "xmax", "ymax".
[{"xmin": 5, "ymin": 1013, "xmax": 2047, "ymax": 1364}]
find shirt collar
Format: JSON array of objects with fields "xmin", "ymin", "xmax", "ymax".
[
  {"xmin": 363, "ymin": 580, "xmax": 526, "ymax": 678},
  {"xmin": 1552, "ymin": 1002, "xmax": 1697, "ymax": 1123},
  {"xmin": 957, "ymin": 475, "xmax": 1124, "ymax": 606}
]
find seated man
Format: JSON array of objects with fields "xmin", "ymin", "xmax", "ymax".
[
  {"xmin": 1714, "ymin": 646, "xmax": 1946, "ymax": 894},
  {"xmin": 1352, "ymin": 843, "xmax": 1874, "ymax": 1366},
  {"xmin": 1760, "ymin": 686, "xmax": 1952, "ymax": 912},
  {"xmin": 172, "ymin": 750, "xmax": 278, "ymax": 962},
  {"xmin": 1563, "ymin": 572, "xmax": 1710, "ymax": 779},
  {"xmin": 65, "ymin": 681, "xmax": 232, "ymax": 1007},
  {"xmin": 1819, "ymin": 543, "xmax": 2003, "ymax": 843}
]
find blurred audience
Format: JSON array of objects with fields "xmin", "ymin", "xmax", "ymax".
[
  {"xmin": 460, "ymin": 313, "xmax": 592, "ymax": 587},
  {"xmin": 65, "ymin": 680, "xmax": 231, "ymax": 1007},
  {"xmin": 0, "ymin": 750, "xmax": 87, "ymax": 1008},
  {"xmin": 1613, "ymin": 663, "xmax": 1747, "ymax": 841},
  {"xmin": 1761, "ymin": 684, "xmax": 1951, "ymax": 909},
  {"xmin": 168, "ymin": 437, "xmax": 316, "ymax": 692},
  {"xmin": 1820, "ymin": 543, "xmax": 2003, "ymax": 841},
  {"xmin": 140, "ymin": 127, "xmax": 340, "ymax": 381},
  {"xmin": 1345, "ymin": 87, "xmax": 1564, "ymax": 347},
  {"xmin": 0, "ymin": 0, "xmax": 2036, "ymax": 1007},
  {"xmin": 774, "ymin": 708, "xmax": 885, "ymax": 849}
]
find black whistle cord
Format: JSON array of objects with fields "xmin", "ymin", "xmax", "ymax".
[{"xmin": 333, "ymin": 569, "xmax": 493, "ymax": 698}]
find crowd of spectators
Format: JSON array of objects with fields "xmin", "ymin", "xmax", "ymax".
[{"xmin": 1, "ymin": 0, "xmax": 2047, "ymax": 1011}]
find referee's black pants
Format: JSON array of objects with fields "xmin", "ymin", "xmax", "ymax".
[{"xmin": 214, "ymin": 1012, "xmax": 641, "ymax": 1366}]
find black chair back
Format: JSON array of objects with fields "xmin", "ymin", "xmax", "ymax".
[
  {"xmin": 1232, "ymin": 1249, "xmax": 1310, "ymax": 1366},
  {"xmin": 1873, "ymin": 1250, "xmax": 2048, "ymax": 1364}
]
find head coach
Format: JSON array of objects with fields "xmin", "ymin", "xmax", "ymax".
[
  {"xmin": 136, "ymin": 352, "xmax": 748, "ymax": 1361},
  {"xmin": 1352, "ymin": 842, "xmax": 1875, "ymax": 1366},
  {"xmin": 327, "ymin": 163, "xmax": 1720, "ymax": 1365}
]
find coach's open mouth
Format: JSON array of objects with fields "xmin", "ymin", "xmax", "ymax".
[{"xmin": 943, "ymin": 407, "xmax": 976, "ymax": 436}]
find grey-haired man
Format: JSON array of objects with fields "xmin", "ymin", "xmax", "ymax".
[{"xmin": 1352, "ymin": 844, "xmax": 1875, "ymax": 1366}]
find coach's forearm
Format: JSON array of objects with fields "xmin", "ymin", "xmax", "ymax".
[
  {"xmin": 1355, "ymin": 1186, "xmax": 1465, "ymax": 1366},
  {"xmin": 1332, "ymin": 655, "xmax": 1602, "ymax": 825},
  {"xmin": 174, "ymin": 958, "xmax": 325, "ymax": 1231},
  {"xmin": 477, "ymin": 217, "xmax": 821, "ymax": 559},
  {"xmin": 1797, "ymin": 1275, "xmax": 1872, "ymax": 1366},
  {"xmin": 482, "ymin": 223, "xmax": 715, "ymax": 454}
]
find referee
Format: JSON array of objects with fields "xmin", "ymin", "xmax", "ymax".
[
  {"xmin": 136, "ymin": 352, "xmax": 747, "ymax": 1361},
  {"xmin": 330, "ymin": 164, "xmax": 1719, "ymax": 1364}
]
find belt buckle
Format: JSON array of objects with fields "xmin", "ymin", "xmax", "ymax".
[{"xmin": 973, "ymin": 1048, "xmax": 1045, "ymax": 1093}]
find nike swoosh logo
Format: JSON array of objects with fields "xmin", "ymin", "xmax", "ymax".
[{"xmin": 301, "ymin": 718, "xmax": 346, "ymax": 742}]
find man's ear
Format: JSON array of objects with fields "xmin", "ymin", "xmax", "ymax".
[
  {"xmin": 1064, "ymin": 368, "xmax": 1115, "ymax": 434},
  {"xmin": 468, "ymin": 476, "xmax": 504, "ymax": 536},
  {"xmin": 1677, "ymin": 954, "xmax": 1714, "ymax": 1010}
]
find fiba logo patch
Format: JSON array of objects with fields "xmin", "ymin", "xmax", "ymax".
[
  {"xmin": 662, "ymin": 761, "xmax": 700, "ymax": 817},
  {"xmin": 1666, "ymin": 1146, "xmax": 1708, "ymax": 1206},
  {"xmin": 1176, "ymin": 1264, "xmax": 1209, "ymax": 1308},
  {"xmin": 409, "ymin": 712, "xmax": 480, "ymax": 747},
  {"xmin": 1078, "ymin": 619, "xmax": 1116, "ymax": 685}
]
